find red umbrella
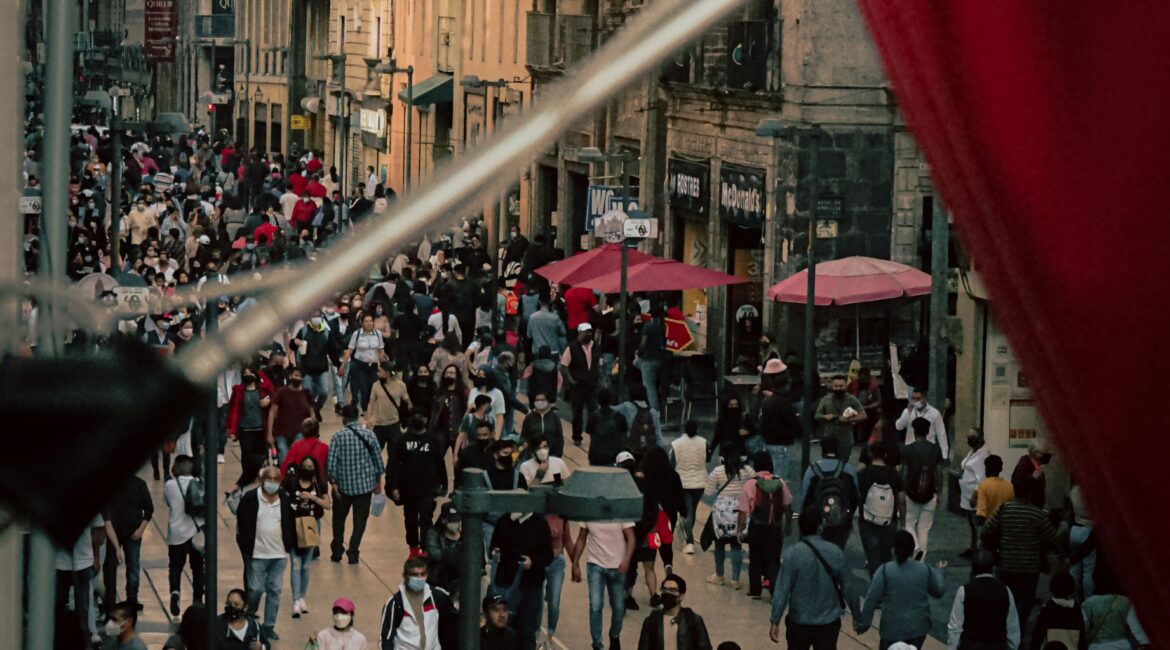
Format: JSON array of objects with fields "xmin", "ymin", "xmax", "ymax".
[
  {"xmin": 575, "ymin": 258, "xmax": 747, "ymax": 293},
  {"xmin": 766, "ymin": 256, "xmax": 931, "ymax": 306},
  {"xmin": 533, "ymin": 243, "xmax": 661, "ymax": 286}
]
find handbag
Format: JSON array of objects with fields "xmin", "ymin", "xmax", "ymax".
[{"xmin": 295, "ymin": 516, "xmax": 320, "ymax": 548}]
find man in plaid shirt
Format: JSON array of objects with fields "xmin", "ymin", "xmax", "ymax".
[{"xmin": 327, "ymin": 404, "xmax": 385, "ymax": 564}]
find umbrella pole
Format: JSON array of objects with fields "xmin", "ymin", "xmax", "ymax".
[
  {"xmin": 855, "ymin": 303, "xmax": 861, "ymax": 361},
  {"xmin": 617, "ymin": 161, "xmax": 631, "ymax": 401}
]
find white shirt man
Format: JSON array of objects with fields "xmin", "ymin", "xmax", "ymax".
[{"xmin": 896, "ymin": 389, "xmax": 949, "ymax": 460}]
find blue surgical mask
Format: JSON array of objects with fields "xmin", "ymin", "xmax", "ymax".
[
  {"xmin": 406, "ymin": 576, "xmax": 427, "ymax": 592},
  {"xmin": 262, "ymin": 481, "xmax": 280, "ymax": 495}
]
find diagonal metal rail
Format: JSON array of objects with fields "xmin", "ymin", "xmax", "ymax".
[{"xmin": 176, "ymin": 0, "xmax": 750, "ymax": 386}]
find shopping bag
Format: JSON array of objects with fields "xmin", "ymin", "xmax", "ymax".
[
  {"xmin": 371, "ymin": 491, "xmax": 388, "ymax": 517},
  {"xmin": 295, "ymin": 516, "xmax": 320, "ymax": 548}
]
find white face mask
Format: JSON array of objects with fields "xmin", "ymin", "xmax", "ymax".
[
  {"xmin": 104, "ymin": 619, "xmax": 124, "ymax": 638},
  {"xmin": 333, "ymin": 613, "xmax": 352, "ymax": 629},
  {"xmin": 535, "ymin": 448, "xmax": 550, "ymax": 462},
  {"xmin": 533, "ymin": 400, "xmax": 549, "ymax": 411}
]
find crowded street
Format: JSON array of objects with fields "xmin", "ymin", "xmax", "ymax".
[{"xmin": 4, "ymin": 0, "xmax": 1157, "ymax": 649}]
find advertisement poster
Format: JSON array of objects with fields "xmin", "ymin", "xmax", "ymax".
[{"xmin": 144, "ymin": 0, "xmax": 178, "ymax": 62}]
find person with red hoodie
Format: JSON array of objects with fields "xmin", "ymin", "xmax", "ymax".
[
  {"xmin": 563, "ymin": 286, "xmax": 598, "ymax": 331},
  {"xmin": 226, "ymin": 367, "xmax": 274, "ymax": 490},
  {"xmin": 280, "ymin": 418, "xmax": 329, "ymax": 486},
  {"xmin": 306, "ymin": 174, "xmax": 327, "ymax": 199},
  {"xmin": 291, "ymin": 193, "xmax": 318, "ymax": 230}
]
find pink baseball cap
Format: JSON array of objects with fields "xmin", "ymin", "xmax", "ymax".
[{"xmin": 332, "ymin": 598, "xmax": 356, "ymax": 614}]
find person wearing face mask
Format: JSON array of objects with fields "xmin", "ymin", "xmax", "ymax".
[
  {"xmin": 267, "ymin": 367, "xmax": 317, "ymax": 464},
  {"xmin": 226, "ymin": 368, "xmax": 274, "ymax": 491},
  {"xmin": 326, "ymin": 302, "xmax": 353, "ymax": 414},
  {"xmin": 144, "ymin": 313, "xmax": 177, "ymax": 356},
  {"xmin": 815, "ymin": 374, "xmax": 869, "ymax": 463},
  {"xmin": 380, "ymin": 556, "xmax": 456, "ymax": 650},
  {"xmin": 313, "ymin": 598, "xmax": 368, "ymax": 650},
  {"xmin": 163, "ymin": 457, "xmax": 205, "ymax": 617},
  {"xmin": 636, "ymin": 576, "xmax": 712, "ymax": 650},
  {"xmin": 561, "ymin": 322, "xmax": 601, "ymax": 446},
  {"xmin": 292, "ymin": 312, "xmax": 338, "ymax": 413},
  {"xmin": 489, "ymin": 505, "xmax": 554, "ymax": 650},
  {"xmin": 424, "ymin": 503, "xmax": 466, "ymax": 598},
  {"xmin": 958, "ymin": 428, "xmax": 990, "ymax": 559},
  {"xmin": 428, "ymin": 334, "xmax": 472, "ymax": 389},
  {"xmin": 283, "ymin": 457, "xmax": 332, "ymax": 619},
  {"xmin": 409, "ymin": 364, "xmax": 436, "ymax": 420},
  {"xmin": 1010, "ymin": 437, "xmax": 1053, "ymax": 507},
  {"xmin": 388, "ymin": 414, "xmax": 448, "ymax": 553},
  {"xmin": 468, "ymin": 366, "xmax": 507, "ymax": 437},
  {"xmin": 520, "ymin": 393, "xmax": 563, "ymax": 458},
  {"xmin": 214, "ymin": 588, "xmax": 269, "ymax": 650},
  {"xmin": 236, "ymin": 465, "xmax": 298, "ymax": 640},
  {"xmin": 895, "ymin": 387, "xmax": 950, "ymax": 462},
  {"xmin": 367, "ymin": 361, "xmax": 413, "ymax": 456},
  {"xmin": 170, "ymin": 317, "xmax": 197, "ymax": 352},
  {"xmin": 103, "ymin": 600, "xmax": 148, "ymax": 650},
  {"xmin": 431, "ymin": 364, "xmax": 469, "ymax": 455}
]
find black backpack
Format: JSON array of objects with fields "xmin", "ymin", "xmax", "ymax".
[
  {"xmin": 906, "ymin": 456, "xmax": 937, "ymax": 504},
  {"xmin": 809, "ymin": 461, "xmax": 850, "ymax": 528},
  {"xmin": 632, "ymin": 405, "xmax": 655, "ymax": 447},
  {"xmin": 182, "ymin": 476, "xmax": 207, "ymax": 519}
]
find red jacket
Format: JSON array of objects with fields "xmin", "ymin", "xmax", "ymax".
[
  {"xmin": 306, "ymin": 180, "xmax": 327, "ymax": 199},
  {"xmin": 224, "ymin": 383, "xmax": 273, "ymax": 437},
  {"xmin": 291, "ymin": 199, "xmax": 318, "ymax": 229},
  {"xmin": 254, "ymin": 222, "xmax": 277, "ymax": 246},
  {"xmin": 280, "ymin": 436, "xmax": 330, "ymax": 485},
  {"xmin": 289, "ymin": 172, "xmax": 308, "ymax": 196}
]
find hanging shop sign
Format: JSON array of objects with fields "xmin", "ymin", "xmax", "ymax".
[
  {"xmin": 719, "ymin": 162, "xmax": 766, "ymax": 228},
  {"xmin": 144, "ymin": 0, "xmax": 178, "ymax": 63},
  {"xmin": 667, "ymin": 158, "xmax": 709, "ymax": 216}
]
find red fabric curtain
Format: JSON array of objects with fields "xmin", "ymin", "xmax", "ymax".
[{"xmin": 857, "ymin": 1, "xmax": 1170, "ymax": 642}]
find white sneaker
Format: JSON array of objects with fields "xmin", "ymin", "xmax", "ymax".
[
  {"xmin": 683, "ymin": 543, "xmax": 695, "ymax": 555},
  {"xmin": 216, "ymin": 454, "xmax": 225, "ymax": 464}
]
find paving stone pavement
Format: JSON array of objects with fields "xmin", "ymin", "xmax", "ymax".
[{"xmin": 112, "ymin": 398, "xmax": 991, "ymax": 649}]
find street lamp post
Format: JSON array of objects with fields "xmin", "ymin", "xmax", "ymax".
[
  {"xmin": 452, "ymin": 466, "xmax": 643, "ymax": 650},
  {"xmin": 755, "ymin": 120, "xmax": 828, "ymax": 481}
]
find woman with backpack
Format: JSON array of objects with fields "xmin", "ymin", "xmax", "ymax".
[
  {"xmin": 853, "ymin": 530, "xmax": 947, "ymax": 650},
  {"xmin": 737, "ymin": 452, "xmax": 792, "ymax": 600},
  {"xmin": 703, "ymin": 442, "xmax": 756, "ymax": 589}
]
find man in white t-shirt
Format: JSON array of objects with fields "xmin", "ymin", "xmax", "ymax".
[
  {"xmin": 237, "ymin": 465, "xmax": 296, "ymax": 640},
  {"xmin": 56, "ymin": 514, "xmax": 106, "ymax": 640},
  {"xmin": 571, "ymin": 519, "xmax": 635, "ymax": 650}
]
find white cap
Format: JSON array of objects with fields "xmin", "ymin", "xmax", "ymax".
[
  {"xmin": 198, "ymin": 234, "xmax": 211, "ymax": 245},
  {"xmin": 615, "ymin": 451, "xmax": 635, "ymax": 465},
  {"xmin": 577, "ymin": 322, "xmax": 593, "ymax": 332}
]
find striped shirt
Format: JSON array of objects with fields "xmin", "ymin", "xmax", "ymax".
[{"xmin": 982, "ymin": 500, "xmax": 1061, "ymax": 574}]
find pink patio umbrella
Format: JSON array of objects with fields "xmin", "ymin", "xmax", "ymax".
[
  {"xmin": 575, "ymin": 258, "xmax": 747, "ymax": 293},
  {"xmin": 533, "ymin": 243, "xmax": 663, "ymax": 286}
]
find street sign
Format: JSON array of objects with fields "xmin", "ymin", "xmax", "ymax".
[
  {"xmin": 206, "ymin": 92, "xmax": 232, "ymax": 105},
  {"xmin": 19, "ymin": 197, "xmax": 42, "ymax": 215},
  {"xmin": 595, "ymin": 209, "xmax": 628, "ymax": 244},
  {"xmin": 623, "ymin": 218, "xmax": 658, "ymax": 239},
  {"xmin": 815, "ymin": 219, "xmax": 839, "ymax": 239},
  {"xmin": 290, "ymin": 114, "xmax": 310, "ymax": 130},
  {"xmin": 113, "ymin": 287, "xmax": 151, "ymax": 315},
  {"xmin": 586, "ymin": 185, "xmax": 640, "ymax": 231}
]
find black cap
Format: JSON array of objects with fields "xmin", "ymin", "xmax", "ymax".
[{"xmin": 482, "ymin": 594, "xmax": 507, "ymax": 612}]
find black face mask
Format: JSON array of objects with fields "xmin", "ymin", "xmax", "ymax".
[
  {"xmin": 832, "ymin": 388, "xmax": 846, "ymax": 395},
  {"xmin": 476, "ymin": 438, "xmax": 492, "ymax": 451},
  {"xmin": 496, "ymin": 455, "xmax": 513, "ymax": 470},
  {"xmin": 298, "ymin": 466, "xmax": 315, "ymax": 479},
  {"xmin": 659, "ymin": 593, "xmax": 680, "ymax": 610},
  {"xmin": 224, "ymin": 605, "xmax": 245, "ymax": 621}
]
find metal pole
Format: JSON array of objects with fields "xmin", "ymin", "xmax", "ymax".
[
  {"xmin": 617, "ymin": 156, "xmax": 631, "ymax": 401},
  {"xmin": 487, "ymin": 85, "xmax": 500, "ymax": 338},
  {"xmin": 245, "ymin": 43, "xmax": 251, "ymax": 152},
  {"xmin": 800, "ymin": 130, "xmax": 821, "ymax": 480},
  {"xmin": 203, "ymin": 304, "xmax": 219, "ymax": 647},
  {"xmin": 928, "ymin": 200, "xmax": 949, "ymax": 454},
  {"xmin": 39, "ymin": 0, "xmax": 75, "ymax": 356},
  {"xmin": 339, "ymin": 58, "xmax": 347, "ymax": 199},
  {"xmin": 27, "ymin": 532, "xmax": 57, "ymax": 649},
  {"xmin": 405, "ymin": 67, "xmax": 413, "ymax": 190},
  {"xmin": 110, "ymin": 117, "xmax": 123, "ymax": 270},
  {"xmin": 456, "ymin": 469, "xmax": 486, "ymax": 650}
]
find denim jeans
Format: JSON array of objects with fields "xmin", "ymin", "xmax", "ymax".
[
  {"xmin": 302, "ymin": 371, "xmax": 329, "ymax": 409},
  {"xmin": 681, "ymin": 488, "xmax": 704, "ymax": 544},
  {"xmin": 348, "ymin": 362, "xmax": 378, "ymax": 412},
  {"xmin": 713, "ymin": 539, "xmax": 743, "ymax": 580},
  {"xmin": 514, "ymin": 584, "xmax": 544, "ymax": 649},
  {"xmin": 1069, "ymin": 524, "xmax": 1096, "ymax": 599},
  {"xmin": 290, "ymin": 547, "xmax": 313, "ymax": 601},
  {"xmin": 639, "ymin": 358, "xmax": 664, "ymax": 412},
  {"xmin": 330, "ymin": 364, "xmax": 347, "ymax": 406},
  {"xmin": 274, "ymin": 433, "xmax": 302, "ymax": 466},
  {"xmin": 246, "ymin": 556, "xmax": 287, "ymax": 628},
  {"xmin": 544, "ymin": 555, "xmax": 566, "ymax": 636},
  {"xmin": 586, "ymin": 563, "xmax": 627, "ymax": 650},
  {"xmin": 56, "ymin": 568, "xmax": 93, "ymax": 637},
  {"xmin": 858, "ymin": 520, "xmax": 896, "ymax": 576},
  {"xmin": 765, "ymin": 444, "xmax": 794, "ymax": 500},
  {"xmin": 102, "ymin": 536, "xmax": 142, "ymax": 604}
]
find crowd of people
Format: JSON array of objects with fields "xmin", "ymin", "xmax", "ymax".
[{"xmin": 31, "ymin": 119, "xmax": 1147, "ymax": 650}]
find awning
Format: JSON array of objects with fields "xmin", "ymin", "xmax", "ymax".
[
  {"xmin": 300, "ymin": 96, "xmax": 322, "ymax": 113},
  {"xmin": 398, "ymin": 73, "xmax": 453, "ymax": 106}
]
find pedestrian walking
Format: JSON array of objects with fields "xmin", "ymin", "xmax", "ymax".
[
  {"xmin": 854, "ymin": 531, "xmax": 947, "ymax": 650},
  {"xmin": 342, "ymin": 314, "xmax": 386, "ymax": 413},
  {"xmin": 489, "ymin": 509, "xmax": 553, "ymax": 649},
  {"xmin": 814, "ymin": 374, "xmax": 867, "ymax": 463},
  {"xmin": 280, "ymin": 418, "xmax": 330, "ymax": 486},
  {"xmin": 236, "ymin": 465, "xmax": 296, "ymax": 640},
  {"xmin": 571, "ymin": 518, "xmax": 636, "ymax": 650},
  {"xmin": 388, "ymin": 414, "xmax": 448, "ymax": 553},
  {"xmin": 267, "ymin": 367, "xmax": 316, "ymax": 463},
  {"xmin": 103, "ymin": 474, "xmax": 153, "ymax": 606},
  {"xmin": 895, "ymin": 387, "xmax": 950, "ymax": 460},
  {"xmin": 975, "ymin": 454, "xmax": 1014, "ymax": 524},
  {"xmin": 215, "ymin": 588, "xmax": 270, "ymax": 649},
  {"xmin": 163, "ymin": 456, "xmax": 205, "ymax": 618},
  {"xmin": 226, "ymin": 368, "xmax": 274, "ymax": 490},
  {"xmin": 636, "ymin": 575, "xmax": 712, "ymax": 650},
  {"xmin": 738, "ymin": 452, "xmax": 792, "ymax": 600},
  {"xmin": 103, "ymin": 600, "xmax": 148, "ymax": 650},
  {"xmin": 636, "ymin": 303, "xmax": 670, "ymax": 412},
  {"xmin": 368, "ymin": 361, "xmax": 412, "ymax": 455},
  {"xmin": 428, "ymin": 364, "xmax": 468, "ymax": 455},
  {"xmin": 857, "ymin": 441, "xmax": 905, "ymax": 576},
  {"xmin": 379, "ymin": 556, "xmax": 457, "ymax": 650},
  {"xmin": 561, "ymin": 323, "xmax": 600, "ymax": 446},
  {"xmin": 958, "ymin": 428, "xmax": 990, "ymax": 559},
  {"xmin": 801, "ymin": 436, "xmax": 860, "ymax": 550},
  {"xmin": 284, "ymin": 455, "xmax": 331, "ymax": 619},
  {"xmin": 313, "ymin": 597, "xmax": 370, "ymax": 650},
  {"xmin": 704, "ymin": 442, "xmax": 756, "ymax": 589},
  {"xmin": 671, "ymin": 420, "xmax": 709, "ymax": 555},
  {"xmin": 768, "ymin": 507, "xmax": 850, "ymax": 649},
  {"xmin": 945, "ymin": 550, "xmax": 1021, "ymax": 650},
  {"xmin": 586, "ymin": 389, "xmax": 628, "ymax": 467},
  {"xmin": 519, "ymin": 393, "xmax": 563, "ymax": 459},
  {"xmin": 326, "ymin": 404, "xmax": 386, "ymax": 564},
  {"xmin": 56, "ymin": 514, "xmax": 106, "ymax": 642},
  {"xmin": 424, "ymin": 503, "xmax": 465, "ymax": 599},
  {"xmin": 481, "ymin": 595, "xmax": 523, "ymax": 650},
  {"xmin": 903, "ymin": 417, "xmax": 944, "ymax": 559},
  {"xmin": 291, "ymin": 313, "xmax": 338, "ymax": 412}
]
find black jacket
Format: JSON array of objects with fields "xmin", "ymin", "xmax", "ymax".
[
  {"xmin": 480, "ymin": 625, "xmax": 522, "ymax": 650},
  {"xmin": 108, "ymin": 476, "xmax": 154, "ymax": 541},
  {"xmin": 637, "ymin": 608, "xmax": 712, "ymax": 650},
  {"xmin": 388, "ymin": 432, "xmax": 448, "ymax": 497},
  {"xmin": 587, "ymin": 407, "xmax": 628, "ymax": 466},
  {"xmin": 489, "ymin": 514, "xmax": 553, "ymax": 588},
  {"xmin": 235, "ymin": 489, "xmax": 297, "ymax": 558},
  {"xmin": 214, "ymin": 613, "xmax": 269, "ymax": 649},
  {"xmin": 759, "ymin": 393, "xmax": 800, "ymax": 446}
]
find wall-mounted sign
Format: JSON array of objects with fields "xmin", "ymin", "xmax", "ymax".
[
  {"xmin": 719, "ymin": 162, "xmax": 766, "ymax": 227},
  {"xmin": 587, "ymin": 185, "xmax": 639, "ymax": 232},
  {"xmin": 144, "ymin": 0, "xmax": 178, "ymax": 63},
  {"xmin": 667, "ymin": 158, "xmax": 709, "ymax": 215},
  {"xmin": 289, "ymin": 114, "xmax": 310, "ymax": 130}
]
